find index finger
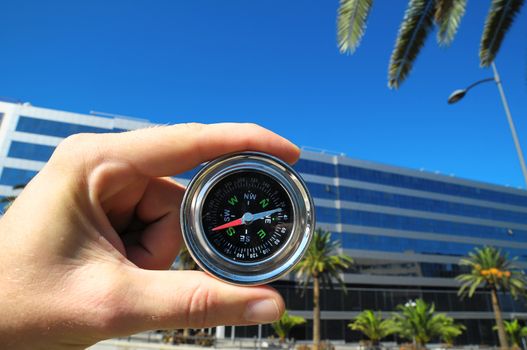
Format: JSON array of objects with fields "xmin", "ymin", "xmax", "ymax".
[{"xmin": 102, "ymin": 123, "xmax": 300, "ymax": 178}]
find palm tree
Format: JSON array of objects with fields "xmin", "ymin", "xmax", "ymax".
[
  {"xmin": 497, "ymin": 319, "xmax": 527, "ymax": 350},
  {"xmin": 295, "ymin": 229, "xmax": 353, "ymax": 350},
  {"xmin": 179, "ymin": 245, "xmax": 198, "ymax": 339},
  {"xmin": 271, "ymin": 311, "xmax": 306, "ymax": 343},
  {"xmin": 387, "ymin": 299, "xmax": 464, "ymax": 349},
  {"xmin": 348, "ymin": 310, "xmax": 394, "ymax": 349},
  {"xmin": 337, "ymin": 0, "xmax": 524, "ymax": 88},
  {"xmin": 456, "ymin": 246, "xmax": 527, "ymax": 350},
  {"xmin": 177, "ymin": 245, "xmax": 198, "ymax": 271}
]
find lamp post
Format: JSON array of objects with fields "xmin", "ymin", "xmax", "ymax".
[{"xmin": 448, "ymin": 62, "xmax": 527, "ymax": 188}]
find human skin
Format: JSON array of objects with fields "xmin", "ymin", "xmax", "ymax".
[{"xmin": 0, "ymin": 123, "xmax": 299, "ymax": 349}]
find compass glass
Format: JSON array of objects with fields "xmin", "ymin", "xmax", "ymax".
[{"xmin": 201, "ymin": 171, "xmax": 294, "ymax": 263}]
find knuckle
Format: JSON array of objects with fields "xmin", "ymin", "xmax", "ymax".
[
  {"xmin": 186, "ymin": 285, "xmax": 215, "ymax": 328},
  {"xmin": 50, "ymin": 133, "xmax": 106, "ymax": 169},
  {"xmin": 56, "ymin": 133, "xmax": 95, "ymax": 152},
  {"xmin": 85, "ymin": 272, "xmax": 129, "ymax": 334},
  {"xmin": 52, "ymin": 133, "xmax": 95, "ymax": 160}
]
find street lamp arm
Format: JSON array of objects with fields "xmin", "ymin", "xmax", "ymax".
[
  {"xmin": 448, "ymin": 77, "xmax": 496, "ymax": 104},
  {"xmin": 464, "ymin": 77, "xmax": 495, "ymax": 92}
]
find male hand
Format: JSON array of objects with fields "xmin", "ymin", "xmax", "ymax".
[{"xmin": 0, "ymin": 123, "xmax": 299, "ymax": 349}]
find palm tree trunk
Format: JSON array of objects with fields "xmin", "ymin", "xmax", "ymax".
[
  {"xmin": 490, "ymin": 287, "xmax": 508, "ymax": 350},
  {"xmin": 183, "ymin": 328, "xmax": 190, "ymax": 342},
  {"xmin": 313, "ymin": 275, "xmax": 320, "ymax": 350}
]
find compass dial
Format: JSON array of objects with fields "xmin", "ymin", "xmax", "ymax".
[
  {"xmin": 181, "ymin": 152, "xmax": 314, "ymax": 285},
  {"xmin": 202, "ymin": 171, "xmax": 293, "ymax": 263}
]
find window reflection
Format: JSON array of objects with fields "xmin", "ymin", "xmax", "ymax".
[
  {"xmin": 0, "ymin": 167, "xmax": 38, "ymax": 186},
  {"xmin": 16, "ymin": 116, "xmax": 125, "ymax": 138},
  {"xmin": 8, "ymin": 141, "xmax": 56, "ymax": 162},
  {"xmin": 338, "ymin": 164, "xmax": 527, "ymax": 206}
]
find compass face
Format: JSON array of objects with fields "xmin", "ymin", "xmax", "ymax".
[
  {"xmin": 181, "ymin": 152, "xmax": 314, "ymax": 285},
  {"xmin": 201, "ymin": 171, "xmax": 294, "ymax": 263}
]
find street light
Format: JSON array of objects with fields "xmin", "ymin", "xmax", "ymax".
[
  {"xmin": 447, "ymin": 78, "xmax": 494, "ymax": 104},
  {"xmin": 447, "ymin": 89, "xmax": 466, "ymax": 104},
  {"xmin": 448, "ymin": 62, "xmax": 527, "ymax": 188}
]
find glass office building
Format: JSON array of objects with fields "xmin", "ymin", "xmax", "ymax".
[{"xmin": 0, "ymin": 100, "xmax": 526, "ymax": 345}]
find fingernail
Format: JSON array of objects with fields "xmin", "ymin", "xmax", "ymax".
[{"xmin": 244, "ymin": 299, "xmax": 280, "ymax": 323}]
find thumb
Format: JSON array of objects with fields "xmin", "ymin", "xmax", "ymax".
[{"xmin": 119, "ymin": 269, "xmax": 285, "ymax": 333}]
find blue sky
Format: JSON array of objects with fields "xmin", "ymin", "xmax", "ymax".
[{"xmin": 2, "ymin": 1, "xmax": 527, "ymax": 189}]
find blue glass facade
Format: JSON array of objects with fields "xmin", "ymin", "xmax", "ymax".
[
  {"xmin": 339, "ymin": 186, "xmax": 527, "ymax": 224},
  {"xmin": 293, "ymin": 158, "xmax": 527, "ymax": 269},
  {"xmin": 296, "ymin": 159, "xmax": 527, "ymax": 206},
  {"xmin": 16, "ymin": 116, "xmax": 127, "ymax": 138},
  {"xmin": 338, "ymin": 163, "xmax": 527, "ymax": 206},
  {"xmin": 342, "ymin": 232, "xmax": 526, "ymax": 258}
]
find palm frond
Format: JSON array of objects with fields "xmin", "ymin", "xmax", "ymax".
[
  {"xmin": 177, "ymin": 245, "xmax": 198, "ymax": 270},
  {"xmin": 388, "ymin": 0, "xmax": 436, "ymax": 89},
  {"xmin": 337, "ymin": 0, "xmax": 374, "ymax": 54},
  {"xmin": 500, "ymin": 319, "xmax": 527, "ymax": 347},
  {"xmin": 456, "ymin": 246, "xmax": 527, "ymax": 300},
  {"xmin": 272, "ymin": 311, "xmax": 306, "ymax": 341},
  {"xmin": 349, "ymin": 310, "xmax": 394, "ymax": 343},
  {"xmin": 388, "ymin": 299, "xmax": 464, "ymax": 346},
  {"xmin": 480, "ymin": 0, "xmax": 526, "ymax": 66},
  {"xmin": 295, "ymin": 228, "xmax": 353, "ymax": 291},
  {"xmin": 434, "ymin": 0, "xmax": 467, "ymax": 46}
]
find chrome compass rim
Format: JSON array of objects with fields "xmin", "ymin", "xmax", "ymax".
[{"xmin": 180, "ymin": 152, "xmax": 315, "ymax": 285}]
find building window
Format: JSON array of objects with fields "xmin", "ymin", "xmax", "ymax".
[
  {"xmin": 294, "ymin": 159, "xmax": 336, "ymax": 177},
  {"xmin": 342, "ymin": 231, "xmax": 526, "ymax": 261},
  {"xmin": 341, "ymin": 209, "xmax": 527, "ymax": 242},
  {"xmin": 315, "ymin": 206, "xmax": 339, "ymax": 223},
  {"xmin": 0, "ymin": 167, "xmax": 38, "ymax": 186},
  {"xmin": 8, "ymin": 141, "xmax": 56, "ymax": 162},
  {"xmin": 306, "ymin": 182, "xmax": 338, "ymax": 200},
  {"xmin": 338, "ymin": 164, "xmax": 527, "ymax": 207},
  {"xmin": 339, "ymin": 186, "xmax": 527, "ymax": 224},
  {"xmin": 16, "ymin": 116, "xmax": 126, "ymax": 138}
]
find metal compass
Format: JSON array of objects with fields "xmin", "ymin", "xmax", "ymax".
[{"xmin": 180, "ymin": 152, "xmax": 315, "ymax": 285}]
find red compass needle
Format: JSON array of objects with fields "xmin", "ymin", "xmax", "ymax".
[
  {"xmin": 211, "ymin": 218, "xmax": 244, "ymax": 231},
  {"xmin": 211, "ymin": 208, "xmax": 282, "ymax": 232}
]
